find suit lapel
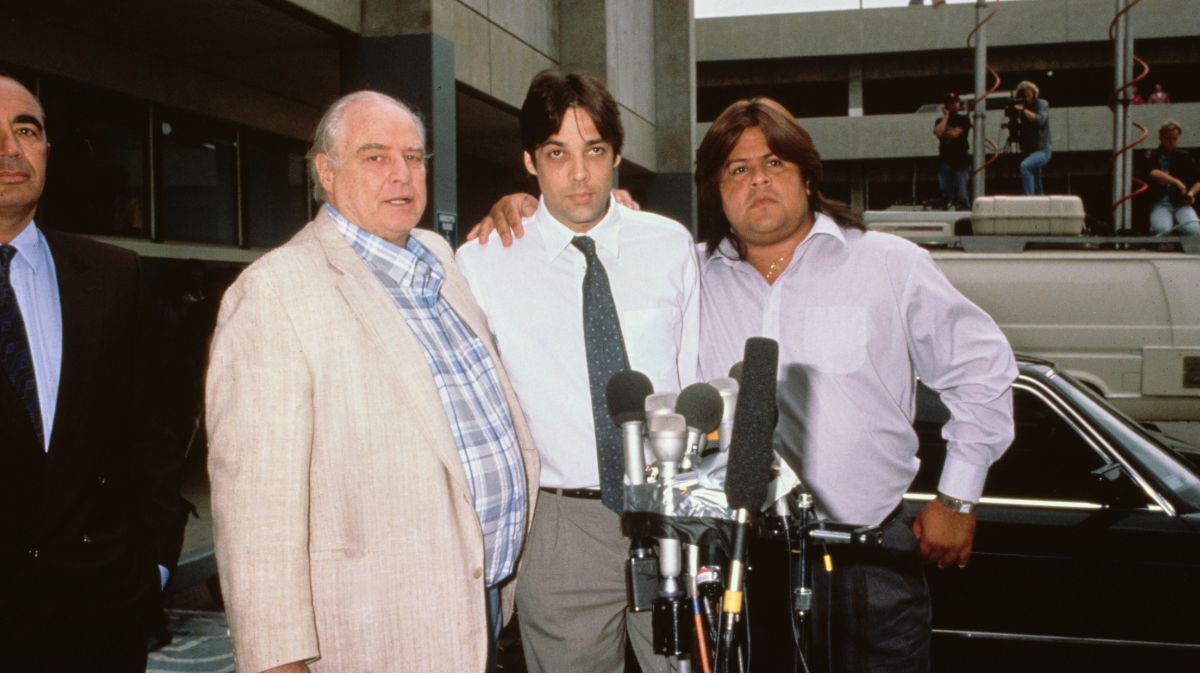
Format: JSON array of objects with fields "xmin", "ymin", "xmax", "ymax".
[
  {"xmin": 44, "ymin": 232, "xmax": 104, "ymax": 458},
  {"xmin": 311, "ymin": 216, "xmax": 473, "ymax": 497}
]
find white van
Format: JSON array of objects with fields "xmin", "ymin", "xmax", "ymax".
[{"xmin": 866, "ymin": 204, "xmax": 1200, "ymax": 421}]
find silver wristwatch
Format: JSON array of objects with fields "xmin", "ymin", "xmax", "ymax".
[{"xmin": 937, "ymin": 493, "xmax": 976, "ymax": 515}]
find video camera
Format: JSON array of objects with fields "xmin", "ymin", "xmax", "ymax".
[{"xmin": 1003, "ymin": 92, "xmax": 1023, "ymax": 146}]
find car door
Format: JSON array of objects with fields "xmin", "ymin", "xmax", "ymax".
[{"xmin": 909, "ymin": 377, "xmax": 1200, "ymax": 670}]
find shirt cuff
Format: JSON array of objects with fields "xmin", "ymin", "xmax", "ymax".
[
  {"xmin": 937, "ymin": 455, "xmax": 990, "ymax": 504},
  {"xmin": 158, "ymin": 564, "xmax": 170, "ymax": 591}
]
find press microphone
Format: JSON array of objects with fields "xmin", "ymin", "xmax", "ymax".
[
  {"xmin": 648, "ymin": 412, "xmax": 692, "ymax": 668},
  {"xmin": 645, "ymin": 392, "xmax": 678, "ymax": 422},
  {"xmin": 607, "ymin": 370, "xmax": 655, "ymax": 486},
  {"xmin": 708, "ymin": 377, "xmax": 739, "ymax": 453},
  {"xmin": 728, "ymin": 361, "xmax": 743, "ymax": 384},
  {"xmin": 674, "ymin": 382, "xmax": 724, "ymax": 459},
  {"xmin": 648, "ymin": 412, "xmax": 688, "ymax": 482},
  {"xmin": 718, "ymin": 337, "xmax": 780, "ymax": 671}
]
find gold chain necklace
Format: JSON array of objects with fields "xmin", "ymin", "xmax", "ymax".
[{"xmin": 764, "ymin": 254, "xmax": 789, "ymax": 282}]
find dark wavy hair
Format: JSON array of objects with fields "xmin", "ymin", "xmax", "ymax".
[
  {"xmin": 695, "ymin": 97, "xmax": 863, "ymax": 258},
  {"xmin": 519, "ymin": 70, "xmax": 623, "ymax": 160}
]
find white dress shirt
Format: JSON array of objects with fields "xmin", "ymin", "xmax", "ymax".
[
  {"xmin": 7, "ymin": 222, "xmax": 62, "ymax": 450},
  {"xmin": 458, "ymin": 197, "xmax": 700, "ymax": 489},
  {"xmin": 698, "ymin": 213, "xmax": 1016, "ymax": 527}
]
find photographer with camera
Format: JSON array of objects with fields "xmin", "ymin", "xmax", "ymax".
[
  {"xmin": 934, "ymin": 91, "xmax": 972, "ymax": 210},
  {"xmin": 1006, "ymin": 80, "xmax": 1051, "ymax": 195},
  {"xmin": 1136, "ymin": 121, "xmax": 1200, "ymax": 235}
]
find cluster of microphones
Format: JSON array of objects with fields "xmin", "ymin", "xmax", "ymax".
[{"xmin": 605, "ymin": 337, "xmax": 782, "ymax": 673}]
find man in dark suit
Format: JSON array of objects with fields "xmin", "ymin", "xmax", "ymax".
[{"xmin": 0, "ymin": 73, "xmax": 182, "ymax": 671}]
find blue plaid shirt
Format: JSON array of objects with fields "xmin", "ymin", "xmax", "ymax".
[{"xmin": 329, "ymin": 205, "xmax": 527, "ymax": 585}]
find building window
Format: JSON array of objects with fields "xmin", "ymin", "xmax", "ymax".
[
  {"xmin": 155, "ymin": 109, "xmax": 239, "ymax": 245},
  {"xmin": 38, "ymin": 80, "xmax": 149, "ymax": 237},
  {"xmin": 242, "ymin": 129, "xmax": 311, "ymax": 249}
]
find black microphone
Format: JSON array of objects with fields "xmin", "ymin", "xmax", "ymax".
[
  {"xmin": 674, "ymin": 382, "xmax": 724, "ymax": 458},
  {"xmin": 725, "ymin": 339, "xmax": 779, "ymax": 511},
  {"xmin": 607, "ymin": 370, "xmax": 654, "ymax": 486},
  {"xmin": 718, "ymin": 337, "xmax": 779, "ymax": 671},
  {"xmin": 727, "ymin": 361, "xmax": 744, "ymax": 385}
]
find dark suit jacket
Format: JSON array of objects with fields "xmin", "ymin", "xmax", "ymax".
[{"xmin": 0, "ymin": 230, "xmax": 181, "ymax": 647}]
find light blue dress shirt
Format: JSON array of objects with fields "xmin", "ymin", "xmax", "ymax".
[{"xmin": 7, "ymin": 222, "xmax": 62, "ymax": 450}]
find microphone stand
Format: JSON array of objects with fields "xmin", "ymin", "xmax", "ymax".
[{"xmin": 776, "ymin": 489, "xmax": 885, "ymax": 672}]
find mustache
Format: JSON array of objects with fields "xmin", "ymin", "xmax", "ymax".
[{"xmin": 0, "ymin": 156, "xmax": 33, "ymax": 173}]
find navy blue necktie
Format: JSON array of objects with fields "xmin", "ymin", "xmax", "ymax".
[
  {"xmin": 571, "ymin": 236, "xmax": 629, "ymax": 513},
  {"xmin": 0, "ymin": 245, "xmax": 44, "ymax": 446}
]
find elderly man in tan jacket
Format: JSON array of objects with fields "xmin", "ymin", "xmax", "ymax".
[{"xmin": 206, "ymin": 90, "xmax": 538, "ymax": 672}]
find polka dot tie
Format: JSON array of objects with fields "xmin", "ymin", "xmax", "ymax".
[
  {"xmin": 0, "ymin": 245, "xmax": 44, "ymax": 447},
  {"xmin": 571, "ymin": 236, "xmax": 630, "ymax": 513}
]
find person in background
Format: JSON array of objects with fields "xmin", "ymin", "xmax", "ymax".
[
  {"xmin": 933, "ymin": 91, "xmax": 972, "ymax": 210},
  {"xmin": 1136, "ymin": 120, "xmax": 1199, "ymax": 235}
]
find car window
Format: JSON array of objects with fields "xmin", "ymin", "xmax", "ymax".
[{"xmin": 912, "ymin": 385, "xmax": 1147, "ymax": 506}]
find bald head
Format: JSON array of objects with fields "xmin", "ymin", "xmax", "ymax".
[{"xmin": 0, "ymin": 75, "xmax": 49, "ymax": 240}]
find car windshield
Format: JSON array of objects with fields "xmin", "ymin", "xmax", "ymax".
[{"xmin": 1047, "ymin": 368, "xmax": 1200, "ymax": 511}]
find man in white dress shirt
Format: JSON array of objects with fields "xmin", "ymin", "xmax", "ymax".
[
  {"xmin": 694, "ymin": 97, "xmax": 1016, "ymax": 671},
  {"xmin": 457, "ymin": 70, "xmax": 699, "ymax": 672}
]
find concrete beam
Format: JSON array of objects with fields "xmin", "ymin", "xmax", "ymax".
[
  {"xmin": 696, "ymin": 102, "xmax": 1200, "ymax": 161},
  {"xmin": 697, "ymin": 0, "xmax": 1200, "ymax": 62}
]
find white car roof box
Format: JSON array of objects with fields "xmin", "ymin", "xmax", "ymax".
[{"xmin": 971, "ymin": 195, "xmax": 1086, "ymax": 236}]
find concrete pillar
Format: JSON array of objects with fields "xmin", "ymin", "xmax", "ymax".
[
  {"xmin": 345, "ymin": 0, "xmax": 459, "ymax": 242},
  {"xmin": 849, "ymin": 164, "xmax": 865, "ymax": 214},
  {"xmin": 848, "ymin": 63, "xmax": 864, "ymax": 117},
  {"xmin": 560, "ymin": 0, "xmax": 609, "ymax": 83},
  {"xmin": 648, "ymin": 0, "xmax": 697, "ymax": 230}
]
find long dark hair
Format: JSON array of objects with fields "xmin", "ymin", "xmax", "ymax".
[
  {"xmin": 694, "ymin": 97, "xmax": 862, "ymax": 258},
  {"xmin": 519, "ymin": 70, "xmax": 623, "ymax": 159}
]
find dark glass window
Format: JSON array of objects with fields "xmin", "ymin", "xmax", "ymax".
[
  {"xmin": 242, "ymin": 130, "xmax": 311, "ymax": 248},
  {"xmin": 38, "ymin": 79, "xmax": 149, "ymax": 237},
  {"xmin": 156, "ymin": 110, "xmax": 237, "ymax": 244},
  {"xmin": 913, "ymin": 385, "xmax": 1146, "ymax": 505}
]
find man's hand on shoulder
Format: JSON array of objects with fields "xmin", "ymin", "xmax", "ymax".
[
  {"xmin": 912, "ymin": 497, "xmax": 976, "ymax": 569},
  {"xmin": 466, "ymin": 193, "xmax": 536, "ymax": 246},
  {"xmin": 612, "ymin": 188, "xmax": 640, "ymax": 211}
]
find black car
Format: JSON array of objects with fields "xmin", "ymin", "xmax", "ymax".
[
  {"xmin": 906, "ymin": 356, "xmax": 1200, "ymax": 671},
  {"xmin": 745, "ymin": 356, "xmax": 1200, "ymax": 672}
]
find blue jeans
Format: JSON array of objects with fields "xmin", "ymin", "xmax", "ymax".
[
  {"xmin": 1020, "ymin": 148, "xmax": 1052, "ymax": 195},
  {"xmin": 938, "ymin": 164, "xmax": 970, "ymax": 209},
  {"xmin": 1149, "ymin": 198, "xmax": 1200, "ymax": 235}
]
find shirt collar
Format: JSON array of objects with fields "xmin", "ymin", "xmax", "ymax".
[
  {"xmin": 705, "ymin": 211, "xmax": 846, "ymax": 269},
  {"xmin": 530, "ymin": 193, "xmax": 622, "ymax": 262},
  {"xmin": 325, "ymin": 203, "xmax": 443, "ymax": 292},
  {"xmin": 8, "ymin": 220, "xmax": 47, "ymax": 273}
]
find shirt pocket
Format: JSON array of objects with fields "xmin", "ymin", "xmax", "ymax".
[
  {"xmin": 801, "ymin": 306, "xmax": 868, "ymax": 374},
  {"xmin": 619, "ymin": 306, "xmax": 682, "ymax": 381}
]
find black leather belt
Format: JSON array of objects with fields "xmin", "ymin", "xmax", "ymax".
[{"xmin": 540, "ymin": 487, "xmax": 603, "ymax": 500}]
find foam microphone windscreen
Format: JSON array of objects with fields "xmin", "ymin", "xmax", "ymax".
[
  {"xmin": 724, "ymin": 338, "xmax": 779, "ymax": 511},
  {"xmin": 675, "ymin": 382, "xmax": 724, "ymax": 434},
  {"xmin": 606, "ymin": 370, "xmax": 654, "ymax": 425},
  {"xmin": 728, "ymin": 361, "xmax": 744, "ymax": 384}
]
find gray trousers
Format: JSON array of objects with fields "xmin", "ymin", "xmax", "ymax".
[
  {"xmin": 516, "ymin": 491, "xmax": 673, "ymax": 673},
  {"xmin": 810, "ymin": 507, "xmax": 932, "ymax": 672}
]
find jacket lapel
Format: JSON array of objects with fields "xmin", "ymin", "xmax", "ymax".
[
  {"xmin": 310, "ymin": 215, "xmax": 473, "ymax": 497},
  {"xmin": 42, "ymin": 232, "xmax": 104, "ymax": 458}
]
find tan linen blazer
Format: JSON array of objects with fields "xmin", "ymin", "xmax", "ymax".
[{"xmin": 206, "ymin": 212, "xmax": 539, "ymax": 672}]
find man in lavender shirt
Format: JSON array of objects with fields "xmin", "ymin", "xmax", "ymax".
[{"xmin": 694, "ymin": 98, "xmax": 1016, "ymax": 671}]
